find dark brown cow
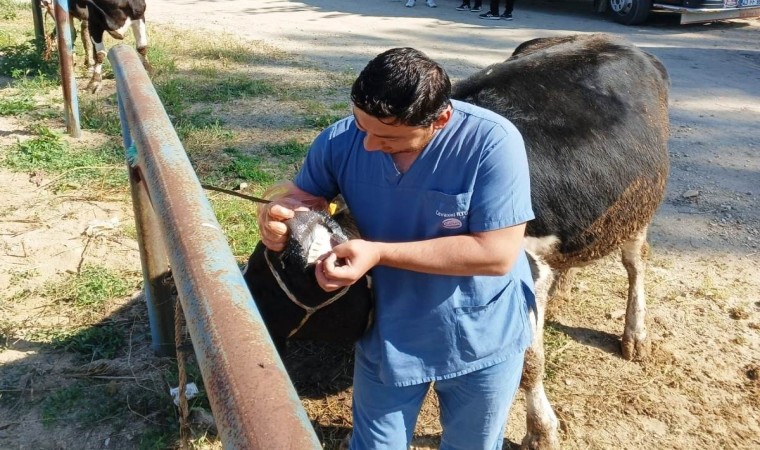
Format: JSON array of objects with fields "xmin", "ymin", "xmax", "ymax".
[{"xmin": 451, "ymin": 33, "xmax": 669, "ymax": 448}]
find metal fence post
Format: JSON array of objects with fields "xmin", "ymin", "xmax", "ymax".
[
  {"xmin": 53, "ymin": 0, "xmax": 81, "ymax": 138},
  {"xmin": 109, "ymin": 44, "xmax": 322, "ymax": 449}
]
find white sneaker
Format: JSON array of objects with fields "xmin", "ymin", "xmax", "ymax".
[
  {"xmin": 426, "ymin": 0, "xmax": 437, "ymax": 7},
  {"xmin": 405, "ymin": 0, "xmax": 415, "ymax": 7}
]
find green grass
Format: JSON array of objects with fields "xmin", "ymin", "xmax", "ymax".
[
  {"xmin": 0, "ymin": 0, "xmax": 27, "ymax": 20},
  {"xmin": 45, "ymin": 265, "xmax": 138, "ymax": 308},
  {"xmin": 80, "ymin": 97, "xmax": 122, "ymax": 136},
  {"xmin": 207, "ymin": 195, "xmax": 261, "ymax": 259},
  {"xmin": 0, "ymin": 95, "xmax": 36, "ymax": 116},
  {"xmin": 543, "ymin": 322, "xmax": 572, "ymax": 382},
  {"xmin": 41, "ymin": 382, "xmax": 136, "ymax": 427},
  {"xmin": 48, "ymin": 324, "xmax": 125, "ymax": 360},
  {"xmin": 0, "ymin": 39, "xmax": 59, "ymax": 81},
  {"xmin": 219, "ymin": 147, "xmax": 278, "ymax": 184},
  {"xmin": 2, "ymin": 125, "xmax": 127, "ymax": 191}
]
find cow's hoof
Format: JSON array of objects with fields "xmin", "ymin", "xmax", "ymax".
[
  {"xmin": 621, "ymin": 334, "xmax": 649, "ymax": 361},
  {"xmin": 87, "ymin": 74, "xmax": 103, "ymax": 94},
  {"xmin": 87, "ymin": 81, "xmax": 102, "ymax": 94},
  {"xmin": 521, "ymin": 431, "xmax": 560, "ymax": 450}
]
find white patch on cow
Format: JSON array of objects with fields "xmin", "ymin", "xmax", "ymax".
[
  {"xmin": 524, "ymin": 235, "xmax": 560, "ymax": 258},
  {"xmin": 93, "ymin": 40, "xmax": 106, "ymax": 56},
  {"xmin": 132, "ymin": 19, "xmax": 148, "ymax": 48},
  {"xmin": 305, "ymin": 224, "xmax": 333, "ymax": 264},
  {"xmin": 620, "ymin": 227, "xmax": 649, "ymax": 351},
  {"xmin": 107, "ymin": 17, "xmax": 132, "ymax": 40}
]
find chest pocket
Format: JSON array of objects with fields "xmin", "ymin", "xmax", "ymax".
[{"xmin": 423, "ymin": 190, "xmax": 472, "ymax": 237}]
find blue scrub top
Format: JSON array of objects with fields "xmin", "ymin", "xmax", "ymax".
[{"xmin": 295, "ymin": 100, "xmax": 535, "ymax": 386}]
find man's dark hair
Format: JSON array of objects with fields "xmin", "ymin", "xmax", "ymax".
[{"xmin": 351, "ymin": 47, "xmax": 451, "ymax": 127}]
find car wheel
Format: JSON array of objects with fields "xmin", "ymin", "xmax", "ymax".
[{"xmin": 608, "ymin": 0, "xmax": 651, "ymax": 25}]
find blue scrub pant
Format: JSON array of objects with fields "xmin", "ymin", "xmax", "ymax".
[{"xmin": 348, "ymin": 353, "xmax": 525, "ymax": 450}]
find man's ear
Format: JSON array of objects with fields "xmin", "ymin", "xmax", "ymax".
[{"xmin": 433, "ymin": 105, "xmax": 453, "ymax": 130}]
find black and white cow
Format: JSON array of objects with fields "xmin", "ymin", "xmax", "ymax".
[
  {"xmin": 244, "ymin": 33, "xmax": 669, "ymax": 449},
  {"xmin": 41, "ymin": 0, "xmax": 150, "ymax": 93},
  {"xmin": 242, "ymin": 209, "xmax": 374, "ymax": 357}
]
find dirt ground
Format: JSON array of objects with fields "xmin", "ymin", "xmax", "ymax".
[{"xmin": 2, "ymin": 0, "xmax": 760, "ymax": 449}]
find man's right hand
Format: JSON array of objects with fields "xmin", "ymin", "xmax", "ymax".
[
  {"xmin": 256, "ymin": 182, "xmax": 329, "ymax": 252},
  {"xmin": 258, "ymin": 199, "xmax": 307, "ymax": 252}
]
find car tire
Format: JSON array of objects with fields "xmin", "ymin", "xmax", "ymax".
[{"xmin": 608, "ymin": 0, "xmax": 651, "ymax": 25}]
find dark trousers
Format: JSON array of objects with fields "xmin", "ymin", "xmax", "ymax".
[{"xmin": 490, "ymin": 0, "xmax": 516, "ymax": 14}]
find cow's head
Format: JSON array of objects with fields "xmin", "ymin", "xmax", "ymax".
[
  {"xmin": 243, "ymin": 203, "xmax": 372, "ymax": 353},
  {"xmin": 281, "ymin": 209, "xmax": 351, "ymax": 270}
]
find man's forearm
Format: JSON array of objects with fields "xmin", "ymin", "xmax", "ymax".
[{"xmin": 374, "ymin": 224, "xmax": 526, "ymax": 277}]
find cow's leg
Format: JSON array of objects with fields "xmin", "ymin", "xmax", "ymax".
[
  {"xmin": 520, "ymin": 252, "xmax": 560, "ymax": 450},
  {"xmin": 620, "ymin": 226, "xmax": 650, "ymax": 361},
  {"xmin": 549, "ymin": 267, "xmax": 577, "ymax": 300},
  {"xmin": 85, "ymin": 16, "xmax": 107, "ymax": 95},
  {"xmin": 131, "ymin": 19, "xmax": 152, "ymax": 74},
  {"xmin": 80, "ymin": 19, "xmax": 94, "ymax": 72}
]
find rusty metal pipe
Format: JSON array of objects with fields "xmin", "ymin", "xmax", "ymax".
[
  {"xmin": 53, "ymin": 0, "xmax": 81, "ymax": 137},
  {"xmin": 108, "ymin": 44, "xmax": 321, "ymax": 449}
]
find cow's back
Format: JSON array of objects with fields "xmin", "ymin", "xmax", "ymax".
[{"xmin": 452, "ymin": 33, "xmax": 670, "ymax": 268}]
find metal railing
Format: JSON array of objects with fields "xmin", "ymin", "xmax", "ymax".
[{"xmin": 108, "ymin": 44, "xmax": 322, "ymax": 449}]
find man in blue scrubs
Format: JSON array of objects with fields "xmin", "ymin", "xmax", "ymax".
[{"xmin": 258, "ymin": 47, "xmax": 534, "ymax": 450}]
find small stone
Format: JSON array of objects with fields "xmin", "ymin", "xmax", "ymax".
[
  {"xmin": 607, "ymin": 309, "xmax": 626, "ymax": 320},
  {"xmin": 682, "ymin": 190, "xmax": 699, "ymax": 198}
]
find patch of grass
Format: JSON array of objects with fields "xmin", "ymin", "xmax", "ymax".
[
  {"xmin": 303, "ymin": 100, "xmax": 349, "ymax": 129},
  {"xmin": 180, "ymin": 119, "xmax": 234, "ymax": 149},
  {"xmin": 42, "ymin": 385, "xmax": 84, "ymax": 426},
  {"xmin": 8, "ymin": 268, "xmax": 40, "ymax": 284},
  {"xmin": 41, "ymin": 382, "xmax": 127, "ymax": 427},
  {"xmin": 0, "ymin": 95, "xmax": 36, "ymax": 116},
  {"xmin": 220, "ymin": 148, "xmax": 277, "ymax": 184},
  {"xmin": 45, "ymin": 265, "xmax": 137, "ymax": 308},
  {"xmin": 0, "ymin": 319, "xmax": 16, "ymax": 348},
  {"xmin": 692, "ymin": 275, "xmax": 728, "ymax": 301},
  {"xmin": 47, "ymin": 324, "xmax": 125, "ymax": 360},
  {"xmin": 208, "ymin": 195, "xmax": 260, "ymax": 259},
  {"xmin": 139, "ymin": 427, "xmax": 178, "ymax": 450},
  {"xmin": 3, "ymin": 125, "xmax": 69, "ymax": 169},
  {"xmin": 0, "ymin": 39, "xmax": 59, "ymax": 81},
  {"xmin": 147, "ymin": 44, "xmax": 178, "ymax": 78},
  {"xmin": 265, "ymin": 140, "xmax": 309, "ymax": 158},
  {"xmin": 80, "ymin": 97, "xmax": 122, "ymax": 136},
  {"xmin": 2, "ymin": 125, "xmax": 127, "ymax": 191},
  {"xmin": 158, "ymin": 75, "xmax": 273, "ymax": 106},
  {"xmin": 1, "ymin": 0, "xmax": 26, "ymax": 20},
  {"xmin": 544, "ymin": 322, "xmax": 571, "ymax": 382}
]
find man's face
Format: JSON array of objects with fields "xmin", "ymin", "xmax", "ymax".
[{"xmin": 352, "ymin": 106, "xmax": 448, "ymax": 155}]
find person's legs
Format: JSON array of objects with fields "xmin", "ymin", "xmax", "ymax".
[
  {"xmin": 349, "ymin": 360, "xmax": 430, "ymax": 450},
  {"xmin": 503, "ymin": 0, "xmax": 516, "ymax": 15},
  {"xmin": 479, "ymin": 0, "xmax": 502, "ymax": 18},
  {"xmin": 435, "ymin": 354, "xmax": 525, "ymax": 450}
]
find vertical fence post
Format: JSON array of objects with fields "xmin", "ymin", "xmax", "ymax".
[
  {"xmin": 53, "ymin": 0, "xmax": 81, "ymax": 138},
  {"xmin": 109, "ymin": 44, "xmax": 323, "ymax": 449},
  {"xmin": 31, "ymin": 0, "xmax": 45, "ymax": 48}
]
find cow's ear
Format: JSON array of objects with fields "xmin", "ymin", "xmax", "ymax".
[{"xmin": 432, "ymin": 105, "xmax": 453, "ymax": 130}]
